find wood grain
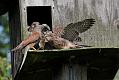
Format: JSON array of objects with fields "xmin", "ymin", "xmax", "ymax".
[{"xmin": 20, "ymin": 0, "xmax": 119, "ymax": 48}]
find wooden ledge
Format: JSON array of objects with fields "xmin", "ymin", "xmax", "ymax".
[{"xmin": 15, "ymin": 48, "xmax": 119, "ymax": 80}]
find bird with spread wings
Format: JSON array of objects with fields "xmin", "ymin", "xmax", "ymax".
[
  {"xmin": 45, "ymin": 18, "xmax": 95, "ymax": 49},
  {"xmin": 11, "ymin": 18, "xmax": 95, "ymax": 51},
  {"xmin": 54, "ymin": 18, "xmax": 95, "ymax": 41}
]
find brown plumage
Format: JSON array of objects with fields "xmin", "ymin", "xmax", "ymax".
[
  {"xmin": 52, "ymin": 18, "xmax": 95, "ymax": 42},
  {"xmin": 45, "ymin": 31, "xmax": 78, "ymax": 49},
  {"xmin": 11, "ymin": 30, "xmax": 42, "ymax": 51},
  {"xmin": 45, "ymin": 18, "xmax": 95, "ymax": 49},
  {"xmin": 11, "ymin": 22, "xmax": 50, "ymax": 51},
  {"xmin": 12, "ymin": 18, "xmax": 95, "ymax": 51}
]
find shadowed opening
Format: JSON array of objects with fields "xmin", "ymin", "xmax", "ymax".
[{"xmin": 27, "ymin": 6, "xmax": 52, "ymax": 30}]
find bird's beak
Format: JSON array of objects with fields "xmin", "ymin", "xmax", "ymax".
[
  {"xmin": 47, "ymin": 26, "xmax": 51, "ymax": 31},
  {"xmin": 27, "ymin": 26, "xmax": 30, "ymax": 31},
  {"xmin": 44, "ymin": 34, "xmax": 48, "ymax": 38}
]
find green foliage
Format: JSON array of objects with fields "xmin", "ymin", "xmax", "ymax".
[
  {"xmin": 0, "ymin": 13, "xmax": 9, "ymax": 57},
  {"xmin": 0, "ymin": 56, "xmax": 12, "ymax": 80},
  {"xmin": 0, "ymin": 13, "xmax": 11, "ymax": 80}
]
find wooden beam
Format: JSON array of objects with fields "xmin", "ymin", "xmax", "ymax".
[
  {"xmin": 14, "ymin": 48, "xmax": 119, "ymax": 80},
  {"xmin": 9, "ymin": 0, "xmax": 23, "ymax": 78}
]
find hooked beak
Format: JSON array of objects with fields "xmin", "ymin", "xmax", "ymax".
[{"xmin": 27, "ymin": 26, "xmax": 31, "ymax": 32}]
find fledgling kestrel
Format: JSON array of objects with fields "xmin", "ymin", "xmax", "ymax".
[
  {"xmin": 45, "ymin": 31, "xmax": 79, "ymax": 49},
  {"xmin": 44, "ymin": 18, "xmax": 95, "ymax": 49},
  {"xmin": 27, "ymin": 22, "xmax": 50, "ymax": 49},
  {"xmin": 50, "ymin": 18, "xmax": 95, "ymax": 47},
  {"xmin": 11, "ymin": 22, "xmax": 50, "ymax": 51}
]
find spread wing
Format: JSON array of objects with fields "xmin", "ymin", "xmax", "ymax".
[
  {"xmin": 61, "ymin": 18, "xmax": 95, "ymax": 41},
  {"xmin": 52, "ymin": 26, "xmax": 64, "ymax": 38}
]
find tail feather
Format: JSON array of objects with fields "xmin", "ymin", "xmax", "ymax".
[{"xmin": 11, "ymin": 44, "xmax": 24, "ymax": 52}]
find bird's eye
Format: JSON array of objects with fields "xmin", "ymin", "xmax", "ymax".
[
  {"xmin": 31, "ymin": 24, "xmax": 35, "ymax": 27},
  {"xmin": 33, "ymin": 24, "xmax": 35, "ymax": 25}
]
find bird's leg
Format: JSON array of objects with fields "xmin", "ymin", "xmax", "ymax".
[
  {"xmin": 28, "ymin": 43, "xmax": 37, "ymax": 50},
  {"xmin": 39, "ymin": 38, "xmax": 46, "ymax": 50}
]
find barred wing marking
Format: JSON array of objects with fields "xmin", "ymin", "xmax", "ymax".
[{"xmin": 61, "ymin": 18, "xmax": 95, "ymax": 41}]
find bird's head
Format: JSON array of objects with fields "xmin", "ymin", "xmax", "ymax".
[
  {"xmin": 28, "ymin": 22, "xmax": 40, "ymax": 32},
  {"xmin": 45, "ymin": 31, "xmax": 54, "ymax": 41},
  {"xmin": 42, "ymin": 24, "xmax": 51, "ymax": 32}
]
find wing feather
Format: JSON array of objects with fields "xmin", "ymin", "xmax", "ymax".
[{"xmin": 62, "ymin": 18, "xmax": 95, "ymax": 41}]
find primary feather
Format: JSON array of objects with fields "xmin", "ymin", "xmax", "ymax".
[
  {"xmin": 53, "ymin": 18, "xmax": 95, "ymax": 42},
  {"xmin": 62, "ymin": 18, "xmax": 95, "ymax": 41}
]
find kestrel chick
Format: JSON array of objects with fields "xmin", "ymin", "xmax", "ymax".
[
  {"xmin": 45, "ymin": 31, "xmax": 78, "ymax": 49},
  {"xmin": 11, "ymin": 22, "xmax": 51, "ymax": 51},
  {"xmin": 46, "ymin": 18, "xmax": 95, "ymax": 49}
]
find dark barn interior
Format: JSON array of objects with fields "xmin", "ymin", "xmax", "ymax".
[{"xmin": 27, "ymin": 6, "xmax": 52, "ymax": 30}]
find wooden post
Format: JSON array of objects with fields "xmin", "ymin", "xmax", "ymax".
[
  {"xmin": 53, "ymin": 56, "xmax": 87, "ymax": 80},
  {"xmin": 9, "ymin": 0, "xmax": 23, "ymax": 78},
  {"xmin": 58, "ymin": 64, "xmax": 87, "ymax": 80}
]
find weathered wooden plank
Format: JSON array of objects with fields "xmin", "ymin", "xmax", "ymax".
[
  {"xmin": 52, "ymin": 0, "xmax": 119, "ymax": 48},
  {"xmin": 15, "ymin": 48, "xmax": 119, "ymax": 80},
  {"xmin": 9, "ymin": 0, "xmax": 23, "ymax": 78},
  {"xmin": 53, "ymin": 64, "xmax": 87, "ymax": 80},
  {"xmin": 19, "ymin": 0, "xmax": 119, "ymax": 48},
  {"xmin": 19, "ymin": 0, "xmax": 30, "ymax": 39}
]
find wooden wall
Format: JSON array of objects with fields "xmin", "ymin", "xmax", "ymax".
[
  {"xmin": 20, "ymin": 0, "xmax": 119, "ymax": 48},
  {"xmin": 9, "ymin": 0, "xmax": 23, "ymax": 78},
  {"xmin": 11, "ymin": 0, "xmax": 119, "ymax": 80}
]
